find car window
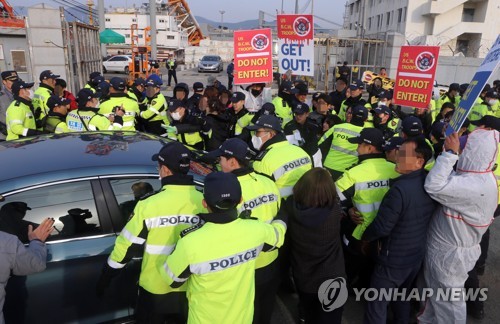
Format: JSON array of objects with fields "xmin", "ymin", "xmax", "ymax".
[
  {"xmin": 109, "ymin": 178, "xmax": 161, "ymax": 222},
  {"xmin": 202, "ymin": 56, "xmax": 217, "ymax": 61},
  {"xmin": 109, "ymin": 57, "xmax": 119, "ymax": 61},
  {"xmin": 0, "ymin": 181, "xmax": 102, "ymax": 242}
]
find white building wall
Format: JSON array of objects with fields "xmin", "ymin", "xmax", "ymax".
[
  {"xmin": 104, "ymin": 13, "xmax": 188, "ymax": 49},
  {"xmin": 345, "ymin": 0, "xmax": 500, "ymax": 58}
]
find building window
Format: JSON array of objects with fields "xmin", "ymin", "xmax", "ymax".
[
  {"xmin": 355, "ymin": 0, "xmax": 359, "ymax": 13},
  {"xmin": 138, "ymin": 34, "xmax": 143, "ymax": 38},
  {"xmin": 350, "ymin": 3, "xmax": 354, "ymax": 15},
  {"xmin": 167, "ymin": 35, "xmax": 175, "ymax": 40},
  {"xmin": 132, "ymin": 18, "xmax": 137, "ymax": 22},
  {"xmin": 159, "ymin": 19, "xmax": 165, "ymax": 23},
  {"xmin": 457, "ymin": 39, "xmax": 469, "ymax": 56},
  {"xmin": 125, "ymin": 34, "xmax": 130, "ymax": 38},
  {"xmin": 403, "ymin": 7, "xmax": 407, "ymax": 22},
  {"xmin": 462, "ymin": 8, "xmax": 474, "ymax": 22},
  {"xmin": 350, "ymin": 23, "xmax": 353, "ymax": 30},
  {"xmin": 11, "ymin": 50, "xmax": 27, "ymax": 72},
  {"xmin": 105, "ymin": 18, "xmax": 110, "ymax": 22},
  {"xmin": 368, "ymin": 17, "xmax": 372, "ymax": 30},
  {"xmin": 387, "ymin": 12, "xmax": 390, "ymax": 26},
  {"xmin": 397, "ymin": 8, "xmax": 403, "ymax": 23},
  {"xmin": 377, "ymin": 15, "xmax": 381, "ymax": 28}
]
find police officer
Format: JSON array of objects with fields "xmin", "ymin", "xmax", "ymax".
[
  {"xmin": 97, "ymin": 142, "xmax": 206, "ymax": 323},
  {"xmin": 288, "ymin": 82, "xmax": 308, "ymax": 108},
  {"xmin": 166, "ymin": 54, "xmax": 178, "ymax": 87},
  {"xmin": 272, "ymin": 81, "xmax": 294, "ymax": 128},
  {"xmin": 437, "ymin": 82, "xmax": 461, "ymax": 110},
  {"xmin": 0, "ymin": 71, "xmax": 19, "ymax": 138},
  {"xmin": 84, "ymin": 71, "xmax": 102, "ymax": 93},
  {"xmin": 127, "ymin": 77, "xmax": 146, "ymax": 103},
  {"xmin": 165, "ymin": 99, "xmax": 209, "ymax": 150},
  {"xmin": 67, "ymin": 89, "xmax": 124, "ymax": 132},
  {"xmin": 372, "ymin": 105, "xmax": 396, "ymax": 140},
  {"xmin": 329, "ymin": 77, "xmax": 348, "ymax": 114},
  {"xmin": 228, "ymin": 92, "xmax": 252, "ymax": 138},
  {"xmin": 383, "ymin": 136, "xmax": 403, "ymax": 163},
  {"xmin": 99, "ymin": 77, "xmax": 140, "ymax": 131},
  {"xmin": 469, "ymin": 90, "xmax": 499, "ymax": 131},
  {"xmin": 32, "ymin": 70, "xmax": 60, "ymax": 125},
  {"xmin": 43, "ymin": 95, "xmax": 70, "ymax": 134},
  {"xmin": 338, "ymin": 79, "xmax": 367, "ymax": 121},
  {"xmin": 321, "ymin": 105, "xmax": 367, "ymax": 181},
  {"xmin": 159, "ymin": 171, "xmax": 287, "ymax": 324},
  {"xmin": 248, "ymin": 115, "xmax": 312, "ymax": 198},
  {"xmin": 284, "ymin": 102, "xmax": 322, "ymax": 167},
  {"xmin": 205, "ymin": 138, "xmax": 281, "ymax": 323},
  {"xmin": 336, "ymin": 128, "xmax": 399, "ymax": 288},
  {"xmin": 5, "ymin": 80, "xmax": 42, "ymax": 140},
  {"xmin": 140, "ymin": 75, "xmax": 168, "ymax": 135}
]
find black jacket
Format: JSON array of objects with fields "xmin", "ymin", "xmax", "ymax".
[
  {"xmin": 329, "ymin": 89, "xmax": 347, "ymax": 114},
  {"xmin": 363, "ymin": 169, "xmax": 436, "ymax": 269},
  {"xmin": 205, "ymin": 112, "xmax": 232, "ymax": 151},
  {"xmin": 280, "ymin": 196, "xmax": 346, "ymax": 293},
  {"xmin": 283, "ymin": 119, "xmax": 321, "ymax": 157}
]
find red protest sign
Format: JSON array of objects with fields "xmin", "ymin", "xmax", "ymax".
[
  {"xmin": 233, "ymin": 29, "xmax": 273, "ymax": 85},
  {"xmin": 393, "ymin": 46, "xmax": 440, "ymax": 109},
  {"xmin": 277, "ymin": 14, "xmax": 313, "ymax": 41}
]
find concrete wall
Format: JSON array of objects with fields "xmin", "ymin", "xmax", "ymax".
[
  {"xmin": 27, "ymin": 5, "xmax": 67, "ymax": 84},
  {"xmin": 435, "ymin": 56, "xmax": 500, "ymax": 86},
  {"xmin": 184, "ymin": 39, "xmax": 234, "ymax": 65}
]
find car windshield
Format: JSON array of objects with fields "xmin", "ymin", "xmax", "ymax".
[{"xmin": 202, "ymin": 56, "xmax": 219, "ymax": 61}]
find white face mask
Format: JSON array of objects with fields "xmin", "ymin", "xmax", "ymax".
[
  {"xmin": 28, "ymin": 89, "xmax": 34, "ymax": 100},
  {"xmin": 251, "ymin": 135, "xmax": 263, "ymax": 150},
  {"xmin": 488, "ymin": 99, "xmax": 498, "ymax": 106},
  {"xmin": 378, "ymin": 101, "xmax": 387, "ymax": 107},
  {"xmin": 95, "ymin": 101, "xmax": 100, "ymax": 109},
  {"xmin": 171, "ymin": 112, "xmax": 182, "ymax": 120}
]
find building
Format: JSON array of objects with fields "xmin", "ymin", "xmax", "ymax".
[
  {"xmin": 104, "ymin": 5, "xmax": 189, "ymax": 58},
  {"xmin": 344, "ymin": 0, "xmax": 499, "ymax": 58}
]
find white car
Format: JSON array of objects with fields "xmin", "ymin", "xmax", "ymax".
[{"xmin": 102, "ymin": 55, "xmax": 132, "ymax": 74}]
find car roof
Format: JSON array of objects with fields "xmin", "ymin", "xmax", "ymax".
[{"xmin": 0, "ymin": 132, "xmax": 206, "ymax": 194}]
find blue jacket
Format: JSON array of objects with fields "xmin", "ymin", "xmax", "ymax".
[
  {"xmin": 227, "ymin": 62, "xmax": 234, "ymax": 76},
  {"xmin": 363, "ymin": 169, "xmax": 436, "ymax": 269}
]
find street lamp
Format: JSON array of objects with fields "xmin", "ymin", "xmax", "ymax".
[{"xmin": 219, "ymin": 10, "xmax": 225, "ymax": 38}]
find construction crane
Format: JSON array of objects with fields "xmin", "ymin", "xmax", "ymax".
[
  {"xmin": 0, "ymin": 0, "xmax": 25, "ymax": 28},
  {"xmin": 167, "ymin": 0, "xmax": 204, "ymax": 46}
]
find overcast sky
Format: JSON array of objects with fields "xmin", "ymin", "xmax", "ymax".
[{"xmin": 14, "ymin": 0, "xmax": 344, "ymax": 27}]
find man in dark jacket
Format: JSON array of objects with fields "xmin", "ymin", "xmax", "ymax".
[
  {"xmin": 329, "ymin": 77, "xmax": 347, "ymax": 114},
  {"xmin": 362, "ymin": 136, "xmax": 436, "ymax": 324}
]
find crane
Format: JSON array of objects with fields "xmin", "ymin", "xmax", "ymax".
[
  {"xmin": 167, "ymin": 0, "xmax": 204, "ymax": 46},
  {"xmin": 0, "ymin": 0, "xmax": 25, "ymax": 28}
]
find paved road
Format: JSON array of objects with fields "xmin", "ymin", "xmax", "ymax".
[{"xmin": 106, "ymin": 66, "xmax": 500, "ymax": 323}]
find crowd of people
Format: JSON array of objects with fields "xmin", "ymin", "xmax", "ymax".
[{"xmin": 1, "ymin": 64, "xmax": 500, "ymax": 324}]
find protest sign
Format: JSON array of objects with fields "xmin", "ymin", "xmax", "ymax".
[
  {"xmin": 277, "ymin": 15, "xmax": 314, "ymax": 77},
  {"xmin": 446, "ymin": 35, "xmax": 500, "ymax": 136},
  {"xmin": 362, "ymin": 70, "xmax": 395, "ymax": 90},
  {"xmin": 393, "ymin": 46, "xmax": 440, "ymax": 109},
  {"xmin": 233, "ymin": 28, "xmax": 273, "ymax": 85}
]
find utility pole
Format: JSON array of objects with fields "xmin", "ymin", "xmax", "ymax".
[
  {"xmin": 219, "ymin": 10, "xmax": 225, "ymax": 38},
  {"xmin": 149, "ymin": 0, "xmax": 157, "ymax": 59},
  {"xmin": 295, "ymin": 0, "xmax": 299, "ymax": 14},
  {"xmin": 98, "ymin": 0, "xmax": 106, "ymax": 58}
]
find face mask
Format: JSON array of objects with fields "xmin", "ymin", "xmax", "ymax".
[
  {"xmin": 373, "ymin": 115, "xmax": 383, "ymax": 127},
  {"xmin": 488, "ymin": 99, "xmax": 498, "ymax": 106},
  {"xmin": 251, "ymin": 135, "xmax": 263, "ymax": 151},
  {"xmin": 251, "ymin": 89, "xmax": 262, "ymax": 97},
  {"xmin": 28, "ymin": 89, "xmax": 34, "ymax": 100},
  {"xmin": 378, "ymin": 101, "xmax": 387, "ymax": 107},
  {"xmin": 171, "ymin": 112, "xmax": 182, "ymax": 120},
  {"xmin": 95, "ymin": 102, "xmax": 100, "ymax": 109},
  {"xmin": 146, "ymin": 87, "xmax": 156, "ymax": 98}
]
